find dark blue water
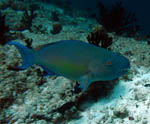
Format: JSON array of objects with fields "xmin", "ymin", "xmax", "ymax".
[
  {"xmin": 40, "ymin": 0, "xmax": 150, "ymax": 35},
  {"xmin": 70, "ymin": 0, "xmax": 150, "ymax": 35}
]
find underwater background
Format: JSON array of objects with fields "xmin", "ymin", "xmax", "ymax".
[
  {"xmin": 71, "ymin": 0, "xmax": 150, "ymax": 34},
  {"xmin": 0, "ymin": 0, "xmax": 150, "ymax": 124}
]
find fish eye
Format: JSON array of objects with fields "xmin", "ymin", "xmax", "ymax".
[{"xmin": 106, "ymin": 61, "xmax": 112, "ymax": 66}]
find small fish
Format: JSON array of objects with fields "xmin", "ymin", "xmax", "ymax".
[{"xmin": 7, "ymin": 40, "xmax": 130, "ymax": 91}]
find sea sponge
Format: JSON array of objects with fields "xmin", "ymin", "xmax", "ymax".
[{"xmin": 51, "ymin": 23, "xmax": 62, "ymax": 34}]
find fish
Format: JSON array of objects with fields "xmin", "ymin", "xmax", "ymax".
[{"xmin": 7, "ymin": 40, "xmax": 130, "ymax": 91}]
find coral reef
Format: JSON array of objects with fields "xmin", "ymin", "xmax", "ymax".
[
  {"xmin": 0, "ymin": 12, "xmax": 9, "ymax": 45},
  {"xmin": 87, "ymin": 25, "xmax": 112, "ymax": 48},
  {"xmin": 51, "ymin": 10, "xmax": 60, "ymax": 22},
  {"xmin": 51, "ymin": 23, "xmax": 62, "ymax": 34},
  {"xmin": 0, "ymin": 0, "xmax": 39, "ymax": 11},
  {"xmin": 0, "ymin": 11, "xmax": 17, "ymax": 45},
  {"xmin": 147, "ymin": 40, "xmax": 150, "ymax": 45},
  {"xmin": 23, "ymin": 38, "xmax": 33, "ymax": 49},
  {"xmin": 17, "ymin": 7, "xmax": 37, "ymax": 31},
  {"xmin": 95, "ymin": 1, "xmax": 141, "ymax": 36},
  {"xmin": 0, "ymin": 0, "xmax": 150, "ymax": 124}
]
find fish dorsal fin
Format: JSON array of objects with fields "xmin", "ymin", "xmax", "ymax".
[{"xmin": 34, "ymin": 42, "xmax": 59, "ymax": 51}]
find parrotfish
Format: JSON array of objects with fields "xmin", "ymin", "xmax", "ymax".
[{"xmin": 7, "ymin": 40, "xmax": 130, "ymax": 91}]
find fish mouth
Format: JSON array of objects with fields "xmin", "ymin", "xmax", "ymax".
[
  {"xmin": 118, "ymin": 67, "xmax": 130, "ymax": 76},
  {"xmin": 121, "ymin": 59, "xmax": 130, "ymax": 74}
]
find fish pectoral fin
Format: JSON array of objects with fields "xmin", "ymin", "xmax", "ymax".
[
  {"xmin": 79, "ymin": 74, "xmax": 92, "ymax": 92},
  {"xmin": 40, "ymin": 65, "xmax": 58, "ymax": 77}
]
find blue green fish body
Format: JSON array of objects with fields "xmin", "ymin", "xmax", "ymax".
[{"xmin": 7, "ymin": 40, "xmax": 130, "ymax": 91}]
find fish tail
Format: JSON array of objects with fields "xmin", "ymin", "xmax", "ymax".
[{"xmin": 7, "ymin": 41, "xmax": 35, "ymax": 70}]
